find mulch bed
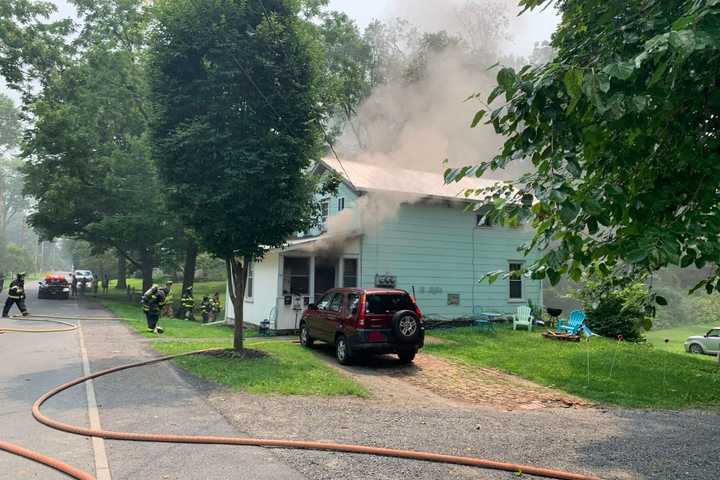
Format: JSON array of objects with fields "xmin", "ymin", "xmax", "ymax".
[{"xmin": 199, "ymin": 348, "xmax": 267, "ymax": 360}]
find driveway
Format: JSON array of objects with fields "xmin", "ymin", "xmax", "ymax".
[
  {"xmin": 0, "ymin": 286, "xmax": 305, "ymax": 480},
  {"xmin": 208, "ymin": 344, "xmax": 720, "ymax": 480}
]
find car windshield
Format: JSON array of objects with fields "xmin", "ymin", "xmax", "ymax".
[
  {"xmin": 76, "ymin": 271, "xmax": 91, "ymax": 276},
  {"xmin": 366, "ymin": 293, "xmax": 414, "ymax": 314}
]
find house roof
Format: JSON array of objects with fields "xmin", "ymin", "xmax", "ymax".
[{"xmin": 319, "ymin": 157, "xmax": 498, "ymax": 201}]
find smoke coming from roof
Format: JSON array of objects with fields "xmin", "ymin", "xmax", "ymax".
[{"xmin": 336, "ymin": 0, "xmax": 533, "ymax": 181}]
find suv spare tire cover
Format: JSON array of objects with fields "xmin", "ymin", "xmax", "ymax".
[{"xmin": 392, "ymin": 310, "xmax": 421, "ymax": 344}]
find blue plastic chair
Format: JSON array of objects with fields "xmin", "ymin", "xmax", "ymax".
[{"xmin": 557, "ymin": 310, "xmax": 594, "ymax": 336}]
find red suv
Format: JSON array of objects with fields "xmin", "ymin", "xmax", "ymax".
[{"xmin": 299, "ymin": 288, "xmax": 424, "ymax": 365}]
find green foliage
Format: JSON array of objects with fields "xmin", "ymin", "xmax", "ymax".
[
  {"xmin": 148, "ymin": 0, "xmax": 325, "ymax": 261},
  {"xmin": 427, "ymin": 326, "xmax": 720, "ymax": 409},
  {"xmin": 155, "ymin": 340, "xmax": 367, "ymax": 397},
  {"xmin": 446, "ymin": 0, "xmax": 720, "ymax": 292},
  {"xmin": 572, "ymin": 277, "xmax": 654, "ymax": 341},
  {"xmin": 22, "ymin": 0, "xmax": 174, "ymax": 287},
  {"xmin": 3, "ymin": 242, "xmax": 34, "ymax": 273},
  {"xmin": 0, "ymin": 0, "xmax": 72, "ymax": 90}
]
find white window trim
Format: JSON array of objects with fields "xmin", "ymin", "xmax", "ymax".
[{"xmin": 508, "ymin": 260, "xmax": 525, "ymax": 302}]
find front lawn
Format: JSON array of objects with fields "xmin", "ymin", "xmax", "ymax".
[
  {"xmin": 154, "ymin": 340, "xmax": 367, "ymax": 397},
  {"xmin": 102, "ymin": 299, "xmax": 240, "ymax": 339},
  {"xmin": 426, "ymin": 326, "xmax": 720, "ymax": 409}
]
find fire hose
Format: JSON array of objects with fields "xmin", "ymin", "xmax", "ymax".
[{"xmin": 1, "ymin": 316, "xmax": 602, "ymax": 480}]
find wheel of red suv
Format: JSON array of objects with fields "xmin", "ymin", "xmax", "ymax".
[
  {"xmin": 335, "ymin": 335, "xmax": 352, "ymax": 365},
  {"xmin": 392, "ymin": 310, "xmax": 421, "ymax": 344},
  {"xmin": 299, "ymin": 323, "xmax": 314, "ymax": 348},
  {"xmin": 398, "ymin": 351, "xmax": 416, "ymax": 364}
]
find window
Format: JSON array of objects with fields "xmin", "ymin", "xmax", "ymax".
[
  {"xmin": 343, "ymin": 258, "xmax": 358, "ymax": 287},
  {"xmin": 245, "ymin": 262, "xmax": 254, "ymax": 300},
  {"xmin": 320, "ymin": 200, "xmax": 330, "ymax": 230},
  {"xmin": 328, "ymin": 293, "xmax": 344, "ymax": 312},
  {"xmin": 366, "ymin": 293, "xmax": 415, "ymax": 314},
  {"xmin": 476, "ymin": 214, "xmax": 492, "ymax": 227},
  {"xmin": 508, "ymin": 262, "xmax": 524, "ymax": 300},
  {"xmin": 317, "ymin": 293, "xmax": 333, "ymax": 310},
  {"xmin": 338, "ymin": 197, "xmax": 345, "ymax": 212},
  {"xmin": 708, "ymin": 329, "xmax": 720, "ymax": 338},
  {"xmin": 283, "ymin": 257, "xmax": 310, "ymax": 295},
  {"xmin": 348, "ymin": 293, "xmax": 360, "ymax": 314}
]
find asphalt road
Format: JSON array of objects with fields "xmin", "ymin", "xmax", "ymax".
[{"xmin": 0, "ymin": 285, "xmax": 306, "ymax": 480}]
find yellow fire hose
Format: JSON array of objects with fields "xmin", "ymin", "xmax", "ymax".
[{"xmin": 1, "ymin": 316, "xmax": 602, "ymax": 480}]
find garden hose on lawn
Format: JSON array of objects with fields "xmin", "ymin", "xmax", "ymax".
[{"xmin": 24, "ymin": 348, "xmax": 601, "ymax": 480}]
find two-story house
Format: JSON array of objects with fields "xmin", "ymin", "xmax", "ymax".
[{"xmin": 226, "ymin": 157, "xmax": 542, "ymax": 331}]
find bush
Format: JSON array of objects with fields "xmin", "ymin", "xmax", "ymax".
[{"xmin": 573, "ymin": 279, "xmax": 652, "ymax": 342}]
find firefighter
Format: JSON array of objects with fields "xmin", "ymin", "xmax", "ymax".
[
  {"xmin": 141, "ymin": 284, "xmax": 165, "ymax": 334},
  {"xmin": 199, "ymin": 295, "xmax": 211, "ymax": 324},
  {"xmin": 210, "ymin": 292, "xmax": 221, "ymax": 322},
  {"xmin": 2, "ymin": 272, "xmax": 29, "ymax": 318},
  {"xmin": 180, "ymin": 286, "xmax": 195, "ymax": 321},
  {"xmin": 160, "ymin": 281, "xmax": 174, "ymax": 317}
]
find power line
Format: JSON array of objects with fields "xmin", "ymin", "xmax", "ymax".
[{"xmin": 243, "ymin": 0, "xmax": 354, "ymax": 186}]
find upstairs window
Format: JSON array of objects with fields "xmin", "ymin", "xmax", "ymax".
[
  {"xmin": 320, "ymin": 200, "xmax": 329, "ymax": 230},
  {"xmin": 338, "ymin": 197, "xmax": 345, "ymax": 212}
]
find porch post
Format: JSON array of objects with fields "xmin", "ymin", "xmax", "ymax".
[
  {"xmin": 309, "ymin": 255, "xmax": 316, "ymax": 303},
  {"xmin": 338, "ymin": 257, "xmax": 344, "ymax": 289}
]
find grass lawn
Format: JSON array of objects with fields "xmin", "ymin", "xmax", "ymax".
[
  {"xmin": 645, "ymin": 324, "xmax": 717, "ymax": 356},
  {"xmin": 154, "ymin": 340, "xmax": 367, "ymax": 396},
  {"xmin": 426, "ymin": 326, "xmax": 720, "ymax": 409},
  {"xmin": 101, "ymin": 299, "xmax": 240, "ymax": 339},
  {"xmin": 101, "ymin": 281, "xmax": 365, "ymax": 397}
]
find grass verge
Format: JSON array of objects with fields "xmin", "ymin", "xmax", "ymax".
[
  {"xmin": 100, "ymin": 282, "xmax": 365, "ymax": 397},
  {"xmin": 426, "ymin": 326, "xmax": 720, "ymax": 409},
  {"xmin": 101, "ymin": 299, "xmax": 239, "ymax": 339},
  {"xmin": 154, "ymin": 340, "xmax": 367, "ymax": 397}
]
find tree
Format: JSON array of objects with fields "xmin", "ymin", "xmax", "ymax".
[
  {"xmin": 0, "ymin": 0, "xmax": 72, "ymax": 91},
  {"xmin": 0, "ymin": 94, "xmax": 27, "ymax": 270},
  {"xmin": 446, "ymin": 0, "xmax": 720, "ymax": 292},
  {"xmin": 149, "ymin": 0, "xmax": 325, "ymax": 351},
  {"xmin": 22, "ymin": 0, "xmax": 172, "ymax": 291},
  {"xmin": 316, "ymin": 11, "xmax": 373, "ymax": 146}
]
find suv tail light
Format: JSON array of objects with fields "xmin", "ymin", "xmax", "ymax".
[{"xmin": 357, "ymin": 294, "xmax": 367, "ymax": 327}]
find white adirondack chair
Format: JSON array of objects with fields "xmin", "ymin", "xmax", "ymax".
[{"xmin": 513, "ymin": 305, "xmax": 534, "ymax": 331}]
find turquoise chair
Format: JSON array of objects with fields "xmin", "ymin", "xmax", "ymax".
[{"xmin": 557, "ymin": 310, "xmax": 595, "ymax": 336}]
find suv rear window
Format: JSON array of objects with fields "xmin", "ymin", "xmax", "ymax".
[{"xmin": 366, "ymin": 294, "xmax": 414, "ymax": 314}]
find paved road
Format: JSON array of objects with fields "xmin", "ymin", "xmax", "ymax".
[{"xmin": 0, "ymin": 285, "xmax": 306, "ymax": 480}]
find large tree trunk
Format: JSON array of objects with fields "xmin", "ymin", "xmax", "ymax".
[
  {"xmin": 181, "ymin": 238, "xmax": 198, "ymax": 294},
  {"xmin": 140, "ymin": 249, "xmax": 154, "ymax": 293},
  {"xmin": 116, "ymin": 252, "xmax": 127, "ymax": 289},
  {"xmin": 226, "ymin": 256, "xmax": 250, "ymax": 352}
]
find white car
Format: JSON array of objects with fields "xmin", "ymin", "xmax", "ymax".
[
  {"xmin": 74, "ymin": 270, "xmax": 94, "ymax": 289},
  {"xmin": 684, "ymin": 327, "xmax": 720, "ymax": 355}
]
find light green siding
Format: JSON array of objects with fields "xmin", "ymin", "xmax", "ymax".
[{"xmin": 359, "ymin": 201, "xmax": 542, "ymax": 316}]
